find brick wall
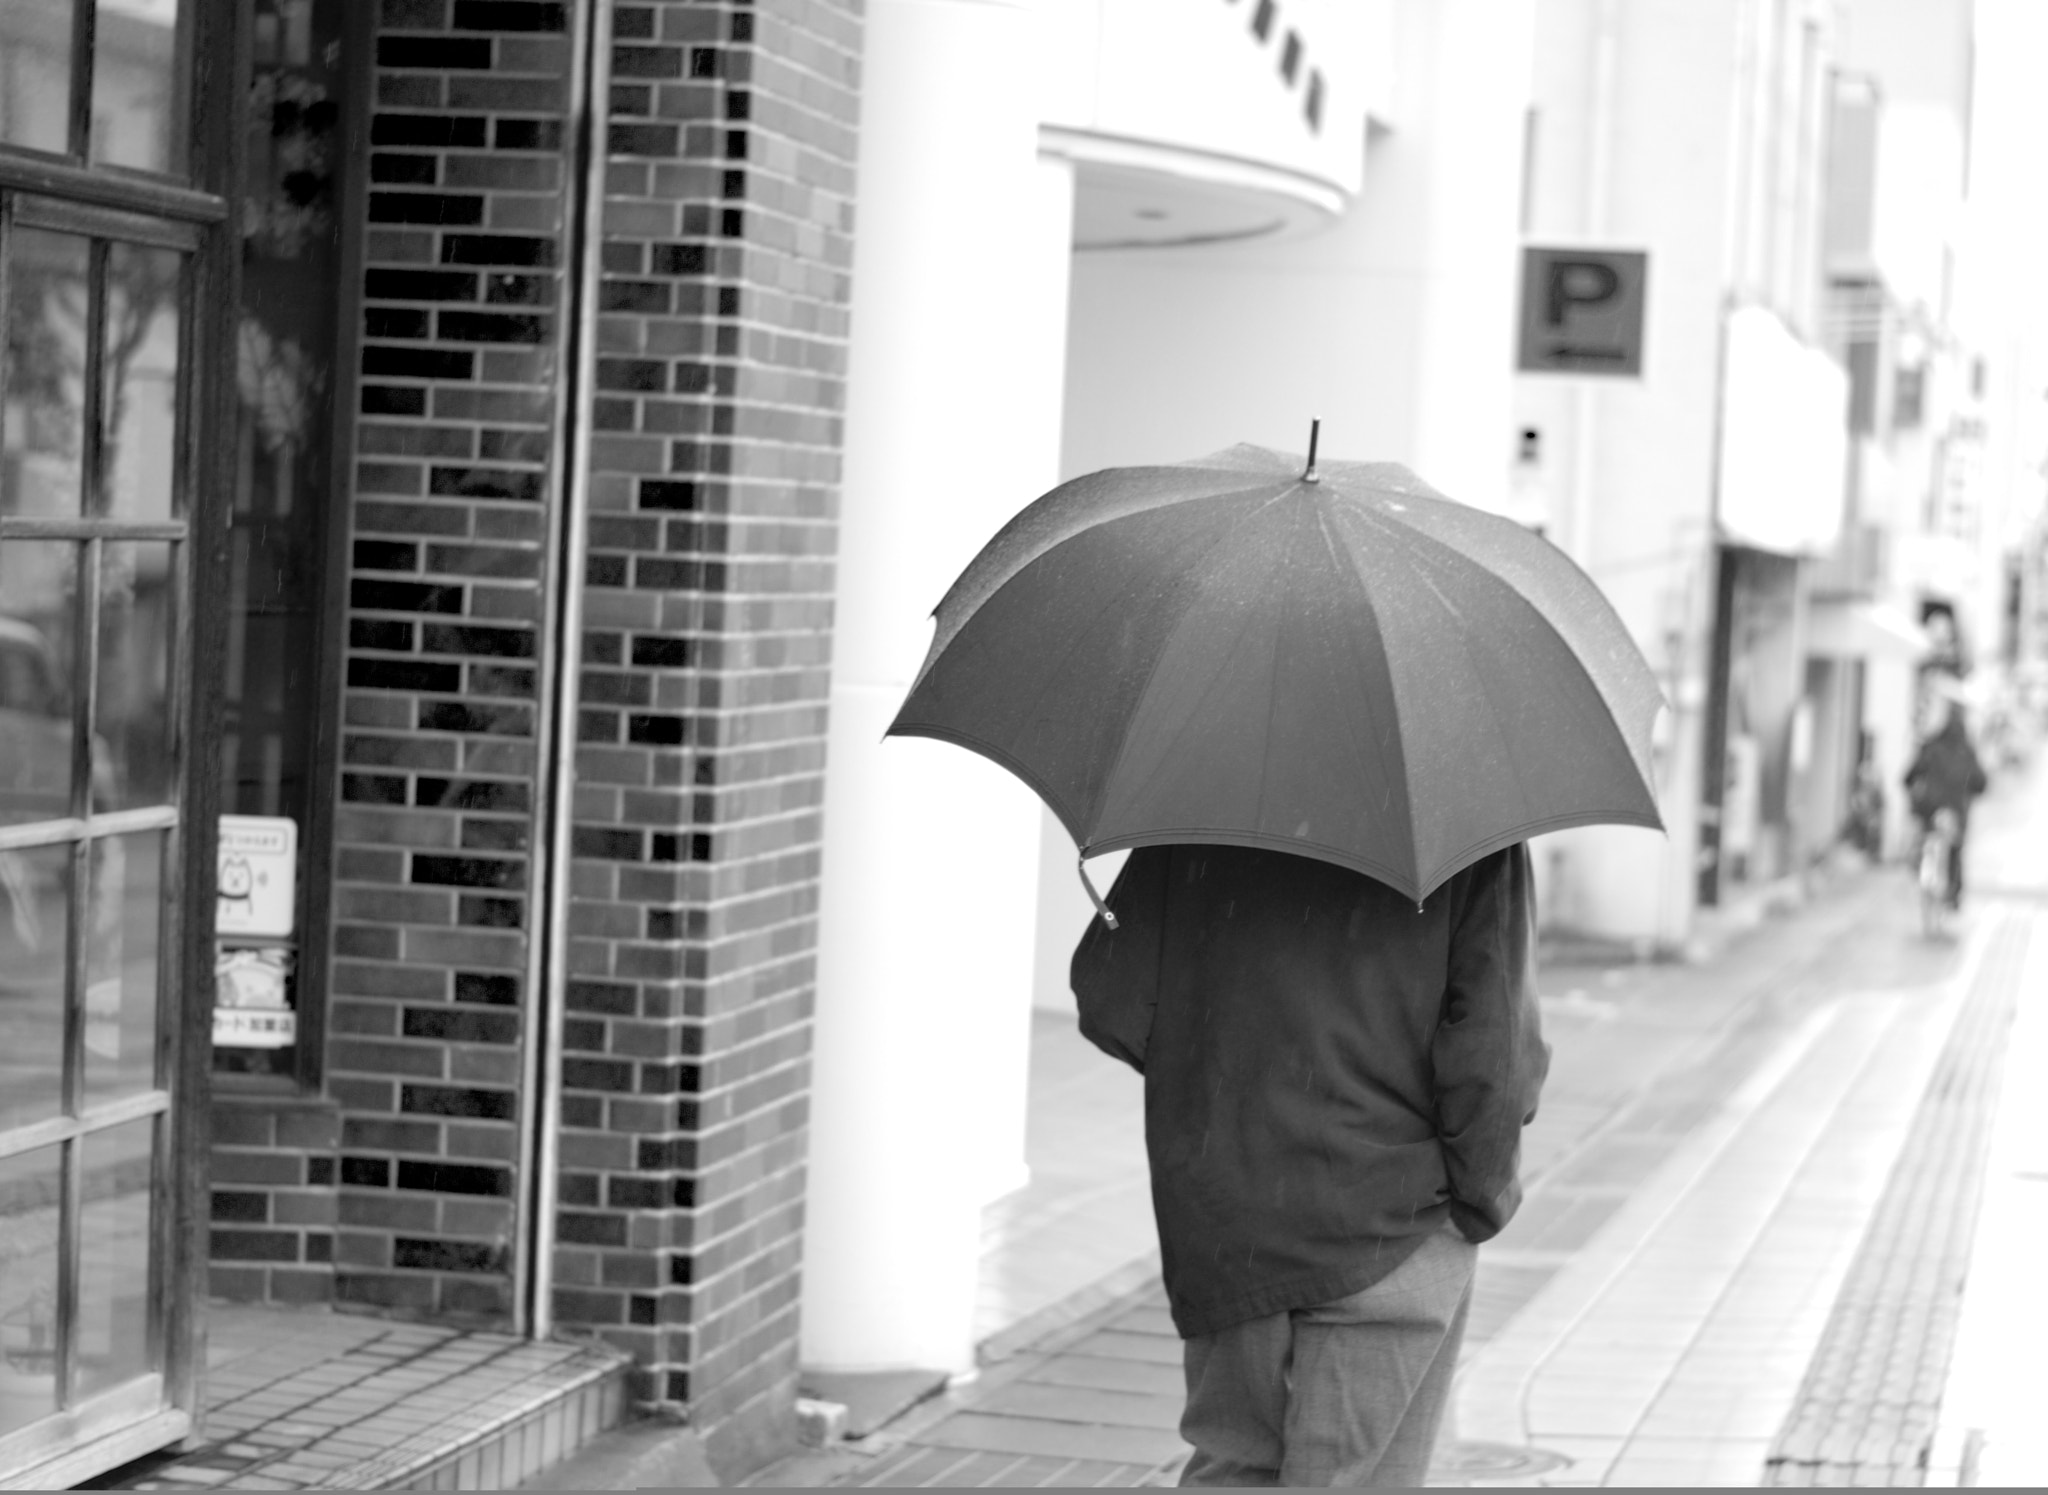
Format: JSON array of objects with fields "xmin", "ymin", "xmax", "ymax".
[
  {"xmin": 208, "ymin": 1097, "xmax": 341, "ymax": 1303},
  {"xmin": 325, "ymin": 0, "xmax": 576, "ymax": 1323},
  {"xmin": 206, "ymin": 0, "xmax": 864, "ymax": 1469},
  {"xmin": 550, "ymin": 0, "xmax": 859, "ymax": 1468}
]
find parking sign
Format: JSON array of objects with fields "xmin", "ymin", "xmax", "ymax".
[{"xmin": 1517, "ymin": 247, "xmax": 1649, "ymax": 376}]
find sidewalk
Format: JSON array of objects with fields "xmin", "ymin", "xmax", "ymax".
[{"xmin": 745, "ymin": 758, "xmax": 2048, "ymax": 1490}]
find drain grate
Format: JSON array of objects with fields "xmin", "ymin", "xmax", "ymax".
[{"xmin": 1429, "ymin": 1439, "xmax": 1572, "ymax": 1480}]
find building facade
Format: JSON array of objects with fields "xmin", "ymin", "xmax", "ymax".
[{"xmin": 1, "ymin": 0, "xmax": 1568, "ymax": 1484}]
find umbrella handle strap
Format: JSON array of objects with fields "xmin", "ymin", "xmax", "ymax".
[{"xmin": 1078, "ymin": 855, "xmax": 1119, "ymax": 930}]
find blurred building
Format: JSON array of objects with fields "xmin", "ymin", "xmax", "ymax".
[
  {"xmin": 1513, "ymin": 0, "xmax": 1853, "ymax": 948},
  {"xmin": 1514, "ymin": 0, "xmax": 2037, "ymax": 951},
  {"xmin": 1815, "ymin": 0, "xmax": 1979, "ymax": 861},
  {"xmin": 0, "ymin": 0, "xmax": 1551, "ymax": 1484}
]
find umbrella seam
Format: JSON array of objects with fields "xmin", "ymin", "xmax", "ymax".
[
  {"xmin": 1088, "ymin": 484, "xmax": 1311, "ymax": 832},
  {"xmin": 1334, "ymin": 498, "xmax": 1663, "ymax": 778},
  {"xmin": 914, "ymin": 466, "xmax": 1294, "ymax": 689},
  {"xmin": 1312, "ymin": 498, "xmax": 1422, "ymax": 879}
]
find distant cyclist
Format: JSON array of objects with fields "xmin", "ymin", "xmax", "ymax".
[{"xmin": 1903, "ymin": 687, "xmax": 1988, "ymax": 911}]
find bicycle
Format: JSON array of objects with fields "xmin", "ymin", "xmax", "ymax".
[{"xmin": 1918, "ymin": 807, "xmax": 1960, "ymax": 938}]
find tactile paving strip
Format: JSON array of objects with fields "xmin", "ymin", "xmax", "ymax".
[{"xmin": 1763, "ymin": 914, "xmax": 2031, "ymax": 1488}]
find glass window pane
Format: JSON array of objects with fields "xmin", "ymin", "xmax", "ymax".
[
  {"xmin": 2, "ymin": 228, "xmax": 91, "ymax": 521},
  {"xmin": 76, "ymin": 1117, "xmax": 159, "ymax": 1400},
  {"xmin": 97, "ymin": 243, "xmax": 182, "ymax": 523},
  {"xmin": 98, "ymin": 540, "xmax": 174, "ymax": 810},
  {"xmin": 0, "ymin": 2, "xmax": 74, "ymax": 158},
  {"xmin": 0, "ymin": 1144, "xmax": 62, "ymax": 1436},
  {"xmin": 90, "ymin": 0, "xmax": 187, "ymax": 178},
  {"xmin": 84, "ymin": 830, "xmax": 161, "ymax": 1107},
  {"xmin": 0, "ymin": 843, "xmax": 71, "ymax": 1133},
  {"xmin": 0, "ymin": 541, "xmax": 80, "ymax": 827}
]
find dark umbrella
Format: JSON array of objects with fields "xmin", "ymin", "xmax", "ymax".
[{"xmin": 887, "ymin": 436, "xmax": 1665, "ymax": 916}]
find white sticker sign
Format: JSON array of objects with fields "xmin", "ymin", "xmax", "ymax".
[
  {"xmin": 217, "ymin": 815, "xmax": 298, "ymax": 938},
  {"xmin": 214, "ymin": 947, "xmax": 296, "ymax": 1049}
]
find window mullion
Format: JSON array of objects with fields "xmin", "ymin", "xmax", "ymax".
[
  {"xmin": 55, "ymin": 1135, "xmax": 83, "ymax": 1409},
  {"xmin": 69, "ymin": 0, "xmax": 98, "ymax": 161}
]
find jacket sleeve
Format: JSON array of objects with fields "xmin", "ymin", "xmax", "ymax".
[
  {"xmin": 1068, "ymin": 848, "xmax": 1170, "ymax": 1075},
  {"xmin": 1431, "ymin": 843, "xmax": 1550, "ymax": 1244}
]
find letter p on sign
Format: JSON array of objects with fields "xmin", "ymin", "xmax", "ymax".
[{"xmin": 1518, "ymin": 247, "xmax": 1648, "ymax": 376}]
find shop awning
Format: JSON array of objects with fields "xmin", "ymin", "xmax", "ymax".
[{"xmin": 1805, "ymin": 599, "xmax": 1929, "ymax": 660}]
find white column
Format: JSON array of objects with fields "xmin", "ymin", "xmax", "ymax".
[{"xmin": 803, "ymin": 0, "xmax": 1072, "ymax": 1376}]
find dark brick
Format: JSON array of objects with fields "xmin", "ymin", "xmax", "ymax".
[
  {"xmin": 211, "ymin": 1191, "xmax": 270, "ymax": 1223},
  {"xmin": 422, "ymin": 623, "xmax": 535, "ymax": 657},
  {"xmin": 453, "ymin": 0, "xmax": 567, "ymax": 30},
  {"xmin": 455, "ymin": 972, "xmax": 521, "ymax": 1006},
  {"xmin": 412, "ymin": 853, "xmax": 526, "ymax": 889},
  {"xmin": 365, "ymin": 306, "xmax": 431, "ymax": 338},
  {"xmin": 637, "ymin": 479, "xmax": 695, "ymax": 511},
  {"xmin": 459, "ymin": 894, "xmax": 525, "ymax": 927},
  {"xmin": 371, "ymin": 113, "xmax": 488, "ymax": 148},
  {"xmin": 341, "ymin": 1156, "xmax": 392, "ymax": 1187},
  {"xmin": 371, "ymin": 152, "xmax": 439, "ymax": 185},
  {"xmin": 417, "ymin": 700, "xmax": 533, "ymax": 735},
  {"xmin": 367, "ymin": 267, "xmax": 479, "ymax": 301},
  {"xmin": 401, "ymin": 1084, "xmax": 517, "ymax": 1120},
  {"xmin": 404, "ymin": 1006, "xmax": 520, "ymax": 1044},
  {"xmin": 361, "ymin": 384, "xmax": 431, "ymax": 416},
  {"xmin": 438, "ymin": 309, "xmax": 551, "ymax": 343},
  {"xmin": 377, "ymin": 35, "xmax": 495, "ymax": 68},
  {"xmin": 211, "ymin": 1229, "xmax": 301, "ymax": 1263},
  {"xmin": 493, "ymin": 118, "xmax": 564, "ymax": 151},
  {"xmin": 363, "ymin": 345, "xmax": 475, "ymax": 380},
  {"xmin": 429, "ymin": 465, "xmax": 544, "ymax": 502},
  {"xmin": 416, "ymin": 776, "xmax": 531, "ymax": 812},
  {"xmin": 396, "ymin": 1160, "xmax": 512, "ymax": 1197},
  {"xmin": 442, "ymin": 233, "xmax": 557, "ymax": 266},
  {"xmin": 343, "ymin": 773, "xmax": 410, "ymax": 804},
  {"xmin": 349, "ymin": 658, "xmax": 463, "ymax": 693}
]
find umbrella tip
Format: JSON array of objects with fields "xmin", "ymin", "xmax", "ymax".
[{"xmin": 1303, "ymin": 419, "xmax": 1321, "ymax": 484}]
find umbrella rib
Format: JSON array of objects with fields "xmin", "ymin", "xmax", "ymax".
[
  {"xmin": 1355, "ymin": 502, "xmax": 1663, "ymax": 750},
  {"xmin": 1313, "ymin": 500, "xmax": 1420, "ymax": 880},
  {"xmin": 1089, "ymin": 491, "xmax": 1304, "ymax": 832},
  {"xmin": 1334, "ymin": 502, "xmax": 1661, "ymax": 888}
]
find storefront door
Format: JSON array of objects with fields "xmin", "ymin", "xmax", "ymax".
[{"xmin": 0, "ymin": 2, "xmax": 235, "ymax": 1485}]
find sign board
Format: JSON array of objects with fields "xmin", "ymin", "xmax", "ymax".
[
  {"xmin": 216, "ymin": 814, "xmax": 297, "ymax": 938},
  {"xmin": 1517, "ymin": 247, "xmax": 1649, "ymax": 376},
  {"xmin": 214, "ymin": 948, "xmax": 296, "ymax": 1048}
]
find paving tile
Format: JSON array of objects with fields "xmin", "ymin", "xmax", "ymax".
[
  {"xmin": 849, "ymin": 1446, "xmax": 982, "ymax": 1486},
  {"xmin": 1065, "ymin": 1331, "xmax": 1182, "ymax": 1365},
  {"xmin": 916, "ymin": 1412, "xmax": 1188, "ymax": 1465},
  {"xmin": 1027, "ymin": 1353, "xmax": 1184, "ymax": 1397},
  {"xmin": 977, "ymin": 1381, "xmax": 1184, "ymax": 1431}
]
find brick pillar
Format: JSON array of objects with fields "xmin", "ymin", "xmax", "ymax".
[
  {"xmin": 550, "ymin": 0, "xmax": 859, "ymax": 1468},
  {"xmin": 326, "ymin": 0, "xmax": 577, "ymax": 1322}
]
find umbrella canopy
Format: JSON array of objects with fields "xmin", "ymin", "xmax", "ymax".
[{"xmin": 887, "ymin": 442, "xmax": 1665, "ymax": 904}]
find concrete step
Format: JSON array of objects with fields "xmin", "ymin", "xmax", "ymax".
[{"xmin": 92, "ymin": 1306, "xmax": 630, "ymax": 1491}]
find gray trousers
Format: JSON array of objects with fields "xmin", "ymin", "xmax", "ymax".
[{"xmin": 1178, "ymin": 1227, "xmax": 1477, "ymax": 1487}]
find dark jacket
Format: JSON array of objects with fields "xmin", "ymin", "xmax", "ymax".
[
  {"xmin": 1071, "ymin": 842, "xmax": 1548, "ymax": 1338},
  {"xmin": 1904, "ymin": 717, "xmax": 1987, "ymax": 821}
]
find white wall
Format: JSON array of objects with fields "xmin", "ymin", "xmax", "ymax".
[
  {"xmin": 806, "ymin": 0, "xmax": 1069, "ymax": 1376},
  {"xmin": 1516, "ymin": 0, "xmax": 1744, "ymax": 946}
]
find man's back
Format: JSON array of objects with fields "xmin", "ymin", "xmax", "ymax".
[{"xmin": 1072, "ymin": 842, "xmax": 1548, "ymax": 1339}]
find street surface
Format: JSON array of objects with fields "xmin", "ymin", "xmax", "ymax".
[{"xmin": 744, "ymin": 749, "xmax": 2048, "ymax": 1489}]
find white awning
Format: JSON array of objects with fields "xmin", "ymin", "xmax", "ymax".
[{"xmin": 1805, "ymin": 599, "xmax": 1929, "ymax": 661}]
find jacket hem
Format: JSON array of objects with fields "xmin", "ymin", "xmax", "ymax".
[{"xmin": 1166, "ymin": 1230, "xmax": 1438, "ymax": 1340}]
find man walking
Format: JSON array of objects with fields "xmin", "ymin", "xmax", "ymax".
[{"xmin": 1072, "ymin": 841, "xmax": 1549, "ymax": 1487}]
